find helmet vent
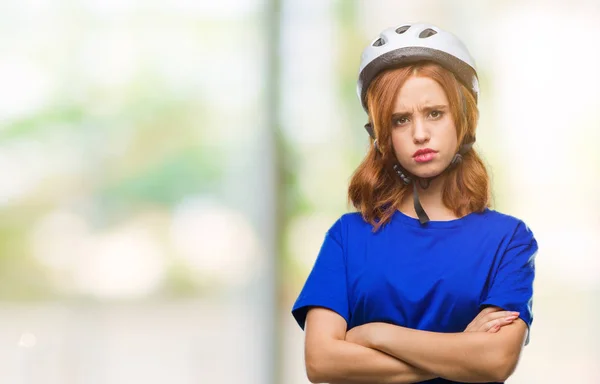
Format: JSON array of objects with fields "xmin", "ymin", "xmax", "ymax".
[
  {"xmin": 419, "ymin": 28, "xmax": 437, "ymax": 38},
  {"xmin": 395, "ymin": 25, "xmax": 410, "ymax": 34},
  {"xmin": 372, "ymin": 38, "xmax": 385, "ymax": 47}
]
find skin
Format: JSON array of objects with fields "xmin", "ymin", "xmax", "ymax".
[
  {"xmin": 391, "ymin": 75, "xmax": 460, "ymax": 221},
  {"xmin": 343, "ymin": 315, "xmax": 528, "ymax": 383},
  {"xmin": 304, "ymin": 306, "xmax": 522, "ymax": 383}
]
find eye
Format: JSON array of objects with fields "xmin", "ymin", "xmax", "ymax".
[
  {"xmin": 430, "ymin": 110, "xmax": 443, "ymax": 119},
  {"xmin": 393, "ymin": 116, "xmax": 409, "ymax": 126}
]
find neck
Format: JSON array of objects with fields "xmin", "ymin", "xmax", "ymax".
[{"xmin": 398, "ymin": 174, "xmax": 458, "ymax": 221}]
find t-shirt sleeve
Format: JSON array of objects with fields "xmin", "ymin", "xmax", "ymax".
[
  {"xmin": 291, "ymin": 218, "xmax": 350, "ymax": 330},
  {"xmin": 480, "ymin": 220, "xmax": 538, "ymax": 344}
]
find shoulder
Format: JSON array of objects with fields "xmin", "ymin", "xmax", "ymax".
[
  {"xmin": 481, "ymin": 209, "xmax": 537, "ymax": 253},
  {"xmin": 479, "ymin": 208, "xmax": 535, "ymax": 235},
  {"xmin": 339, "ymin": 211, "xmax": 371, "ymax": 228},
  {"xmin": 339, "ymin": 211, "xmax": 381, "ymax": 233},
  {"xmin": 326, "ymin": 212, "xmax": 374, "ymax": 243}
]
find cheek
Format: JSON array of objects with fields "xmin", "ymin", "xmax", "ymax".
[
  {"xmin": 440, "ymin": 121, "xmax": 458, "ymax": 150},
  {"xmin": 390, "ymin": 131, "xmax": 412, "ymax": 159},
  {"xmin": 446, "ymin": 129, "xmax": 459, "ymax": 151}
]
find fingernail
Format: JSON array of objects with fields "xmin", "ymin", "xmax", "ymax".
[{"xmin": 512, "ymin": 312, "xmax": 520, "ymax": 315}]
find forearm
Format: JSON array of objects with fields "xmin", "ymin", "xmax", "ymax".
[
  {"xmin": 306, "ymin": 338, "xmax": 437, "ymax": 384},
  {"xmin": 370, "ymin": 325, "xmax": 505, "ymax": 383}
]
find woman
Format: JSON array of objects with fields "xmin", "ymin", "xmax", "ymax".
[{"xmin": 291, "ymin": 23, "xmax": 538, "ymax": 384}]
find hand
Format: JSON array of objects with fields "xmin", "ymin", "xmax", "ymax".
[
  {"xmin": 345, "ymin": 323, "xmax": 382, "ymax": 348},
  {"xmin": 464, "ymin": 306, "xmax": 520, "ymax": 333}
]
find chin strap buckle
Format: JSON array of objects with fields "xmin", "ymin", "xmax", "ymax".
[{"xmin": 392, "ymin": 164, "xmax": 411, "ymax": 185}]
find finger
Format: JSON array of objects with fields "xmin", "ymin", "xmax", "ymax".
[
  {"xmin": 469, "ymin": 308, "xmax": 518, "ymax": 332},
  {"xmin": 479, "ymin": 306, "xmax": 501, "ymax": 316},
  {"xmin": 482, "ymin": 319, "xmax": 502, "ymax": 332},
  {"xmin": 483, "ymin": 315, "xmax": 518, "ymax": 331},
  {"xmin": 472, "ymin": 313, "xmax": 504, "ymax": 330},
  {"xmin": 473, "ymin": 306, "xmax": 505, "ymax": 324},
  {"xmin": 488, "ymin": 317, "xmax": 517, "ymax": 332},
  {"xmin": 482, "ymin": 311, "xmax": 520, "ymax": 323},
  {"xmin": 482, "ymin": 305, "xmax": 503, "ymax": 313}
]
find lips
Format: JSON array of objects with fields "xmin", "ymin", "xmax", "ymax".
[
  {"xmin": 413, "ymin": 148, "xmax": 437, "ymax": 163},
  {"xmin": 413, "ymin": 148, "xmax": 437, "ymax": 157}
]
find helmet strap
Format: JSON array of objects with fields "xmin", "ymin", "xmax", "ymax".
[
  {"xmin": 413, "ymin": 182, "xmax": 430, "ymax": 224},
  {"xmin": 364, "ymin": 122, "xmax": 381, "ymax": 152}
]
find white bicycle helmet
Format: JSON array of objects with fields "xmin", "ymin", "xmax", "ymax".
[{"xmin": 357, "ymin": 22, "xmax": 479, "ymax": 112}]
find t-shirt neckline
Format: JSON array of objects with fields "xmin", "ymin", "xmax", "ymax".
[{"xmin": 392, "ymin": 208, "xmax": 488, "ymax": 229}]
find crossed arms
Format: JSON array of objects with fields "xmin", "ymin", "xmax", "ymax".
[{"xmin": 303, "ymin": 306, "xmax": 528, "ymax": 384}]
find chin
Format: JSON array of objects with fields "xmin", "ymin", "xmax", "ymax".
[
  {"xmin": 407, "ymin": 164, "xmax": 445, "ymax": 179},
  {"xmin": 412, "ymin": 171, "xmax": 441, "ymax": 179}
]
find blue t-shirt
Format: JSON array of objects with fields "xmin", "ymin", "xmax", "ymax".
[{"xmin": 292, "ymin": 208, "xmax": 537, "ymax": 384}]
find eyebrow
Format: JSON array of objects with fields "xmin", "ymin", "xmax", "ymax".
[{"xmin": 393, "ymin": 104, "xmax": 449, "ymax": 115}]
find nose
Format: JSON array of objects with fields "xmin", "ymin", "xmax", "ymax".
[{"xmin": 412, "ymin": 117, "xmax": 430, "ymax": 144}]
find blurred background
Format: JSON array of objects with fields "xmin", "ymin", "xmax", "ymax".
[{"xmin": 0, "ymin": 0, "xmax": 598, "ymax": 383}]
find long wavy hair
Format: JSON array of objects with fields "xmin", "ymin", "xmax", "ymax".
[{"xmin": 348, "ymin": 62, "xmax": 490, "ymax": 231}]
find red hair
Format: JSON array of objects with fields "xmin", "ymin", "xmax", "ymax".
[{"xmin": 348, "ymin": 62, "xmax": 490, "ymax": 231}]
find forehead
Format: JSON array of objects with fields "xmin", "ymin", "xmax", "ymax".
[{"xmin": 394, "ymin": 76, "xmax": 449, "ymax": 110}]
